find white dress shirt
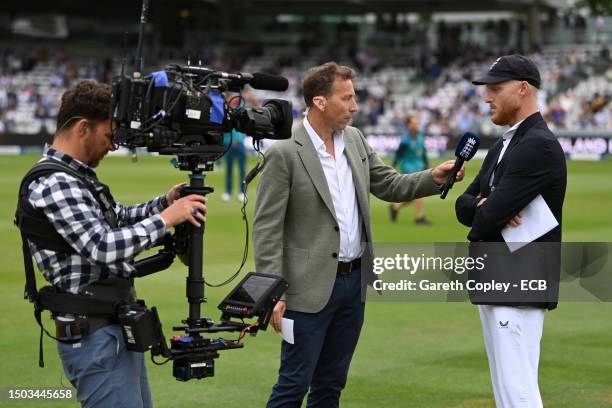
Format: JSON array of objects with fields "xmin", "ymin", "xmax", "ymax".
[
  {"xmin": 303, "ymin": 117, "xmax": 362, "ymax": 262},
  {"xmin": 490, "ymin": 119, "xmax": 525, "ymax": 187}
]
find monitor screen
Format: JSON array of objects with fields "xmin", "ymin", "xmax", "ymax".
[{"xmin": 227, "ymin": 275, "xmax": 278, "ymax": 304}]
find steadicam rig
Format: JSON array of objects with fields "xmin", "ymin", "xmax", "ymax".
[{"xmin": 108, "ymin": 0, "xmax": 291, "ymax": 381}]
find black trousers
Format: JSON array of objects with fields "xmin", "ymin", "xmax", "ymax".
[{"xmin": 267, "ymin": 267, "xmax": 365, "ymax": 408}]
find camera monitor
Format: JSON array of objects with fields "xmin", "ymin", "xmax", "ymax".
[{"xmin": 218, "ymin": 272, "xmax": 288, "ymax": 319}]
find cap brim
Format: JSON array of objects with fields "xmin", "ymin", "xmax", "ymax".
[{"xmin": 471, "ymin": 74, "xmax": 513, "ymax": 85}]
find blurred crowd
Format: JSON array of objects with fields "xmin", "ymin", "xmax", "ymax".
[
  {"xmin": 264, "ymin": 45, "xmax": 611, "ymax": 138},
  {"xmin": 1, "ymin": 44, "xmax": 610, "ymax": 137},
  {"xmin": 0, "ymin": 49, "xmax": 112, "ymax": 134},
  {"xmin": 388, "ymin": 47, "xmax": 612, "ymax": 138}
]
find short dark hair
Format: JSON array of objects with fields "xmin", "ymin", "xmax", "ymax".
[
  {"xmin": 302, "ymin": 62, "xmax": 355, "ymax": 107},
  {"xmin": 56, "ymin": 80, "xmax": 111, "ymax": 133}
]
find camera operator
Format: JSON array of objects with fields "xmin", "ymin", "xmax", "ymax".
[{"xmin": 20, "ymin": 80, "xmax": 207, "ymax": 407}]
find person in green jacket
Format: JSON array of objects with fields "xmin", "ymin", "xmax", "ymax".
[{"xmin": 390, "ymin": 114, "xmax": 431, "ymax": 225}]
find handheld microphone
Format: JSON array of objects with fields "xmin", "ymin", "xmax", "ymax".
[{"xmin": 439, "ymin": 132, "xmax": 480, "ymax": 199}]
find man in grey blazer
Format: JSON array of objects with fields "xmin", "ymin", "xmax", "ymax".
[{"xmin": 254, "ymin": 62, "xmax": 463, "ymax": 408}]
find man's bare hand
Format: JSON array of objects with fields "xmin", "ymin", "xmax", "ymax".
[
  {"xmin": 165, "ymin": 182, "xmax": 187, "ymax": 206},
  {"xmin": 271, "ymin": 300, "xmax": 286, "ymax": 333},
  {"xmin": 431, "ymin": 160, "xmax": 465, "ymax": 185},
  {"xmin": 506, "ymin": 213, "xmax": 523, "ymax": 227},
  {"xmin": 477, "ymin": 197, "xmax": 487, "ymax": 207},
  {"xmin": 160, "ymin": 194, "xmax": 207, "ymax": 228}
]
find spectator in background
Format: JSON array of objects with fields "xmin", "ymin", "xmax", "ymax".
[
  {"xmin": 34, "ymin": 94, "xmax": 50, "ymax": 120},
  {"xmin": 222, "ymin": 128, "xmax": 247, "ymax": 202},
  {"xmin": 548, "ymin": 103, "xmax": 566, "ymax": 128},
  {"xmin": 456, "ymin": 105, "xmax": 476, "ymax": 134},
  {"xmin": 222, "ymin": 92, "xmax": 252, "ymax": 202},
  {"xmin": 426, "ymin": 56, "xmax": 442, "ymax": 82},
  {"xmin": 390, "ymin": 114, "xmax": 431, "ymax": 225}
]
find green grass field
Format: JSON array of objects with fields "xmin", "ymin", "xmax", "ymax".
[{"xmin": 1, "ymin": 153, "xmax": 611, "ymax": 407}]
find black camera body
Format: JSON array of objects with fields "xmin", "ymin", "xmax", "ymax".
[{"xmin": 111, "ymin": 65, "xmax": 292, "ymax": 159}]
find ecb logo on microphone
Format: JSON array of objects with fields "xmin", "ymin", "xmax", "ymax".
[
  {"xmin": 459, "ymin": 138, "xmax": 477, "ymax": 158},
  {"xmin": 489, "ymin": 57, "xmax": 501, "ymax": 71},
  {"xmin": 499, "ymin": 320, "xmax": 509, "ymax": 329}
]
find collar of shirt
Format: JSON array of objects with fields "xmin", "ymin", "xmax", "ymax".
[
  {"xmin": 44, "ymin": 146, "xmax": 97, "ymax": 179},
  {"xmin": 303, "ymin": 116, "xmax": 345, "ymax": 158},
  {"xmin": 491, "ymin": 118, "xmax": 527, "ymax": 184},
  {"xmin": 501, "ymin": 118, "xmax": 525, "ymax": 143}
]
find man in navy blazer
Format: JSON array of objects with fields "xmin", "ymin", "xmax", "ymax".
[{"xmin": 455, "ymin": 55, "xmax": 567, "ymax": 407}]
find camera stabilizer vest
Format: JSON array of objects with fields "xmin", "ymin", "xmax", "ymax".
[{"xmin": 14, "ymin": 159, "xmax": 126, "ymax": 366}]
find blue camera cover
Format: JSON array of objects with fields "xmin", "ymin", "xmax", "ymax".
[
  {"xmin": 209, "ymin": 91, "xmax": 224, "ymax": 124},
  {"xmin": 149, "ymin": 71, "xmax": 169, "ymax": 87}
]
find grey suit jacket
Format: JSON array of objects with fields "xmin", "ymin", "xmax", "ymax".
[{"xmin": 253, "ymin": 123, "xmax": 440, "ymax": 313}]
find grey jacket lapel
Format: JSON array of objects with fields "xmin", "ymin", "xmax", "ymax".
[
  {"xmin": 294, "ymin": 124, "xmax": 337, "ymax": 221},
  {"xmin": 344, "ymin": 134, "xmax": 369, "ymax": 221}
]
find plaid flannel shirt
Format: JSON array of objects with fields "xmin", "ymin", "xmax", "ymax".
[{"xmin": 26, "ymin": 148, "xmax": 168, "ymax": 294}]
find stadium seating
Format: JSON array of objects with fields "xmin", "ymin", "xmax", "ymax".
[{"xmin": 1, "ymin": 44, "xmax": 610, "ymax": 137}]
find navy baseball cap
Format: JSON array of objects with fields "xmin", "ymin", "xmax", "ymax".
[{"xmin": 472, "ymin": 54, "xmax": 541, "ymax": 89}]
